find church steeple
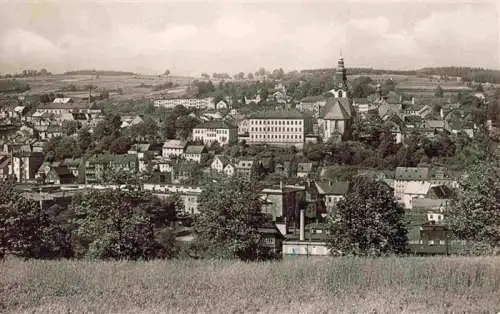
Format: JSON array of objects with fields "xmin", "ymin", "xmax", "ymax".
[{"xmin": 335, "ymin": 53, "xmax": 347, "ymax": 90}]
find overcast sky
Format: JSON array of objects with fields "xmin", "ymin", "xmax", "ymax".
[{"xmin": 0, "ymin": 0, "xmax": 499, "ymax": 76}]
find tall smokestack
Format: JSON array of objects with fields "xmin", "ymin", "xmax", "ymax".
[{"xmin": 300, "ymin": 209, "xmax": 305, "ymax": 241}]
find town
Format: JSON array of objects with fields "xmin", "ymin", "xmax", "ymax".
[{"xmin": 1, "ymin": 54, "xmax": 500, "ymax": 260}]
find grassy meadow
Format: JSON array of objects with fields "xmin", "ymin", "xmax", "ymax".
[{"xmin": 1, "ymin": 256, "xmax": 500, "ymax": 313}]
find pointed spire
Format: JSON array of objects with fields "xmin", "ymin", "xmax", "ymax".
[{"xmin": 339, "ymin": 48, "xmax": 343, "ymax": 59}]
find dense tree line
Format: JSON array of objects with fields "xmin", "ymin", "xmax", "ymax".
[{"xmin": 0, "ymin": 180, "xmax": 180, "ymax": 260}]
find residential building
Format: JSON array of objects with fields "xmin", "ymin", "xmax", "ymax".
[
  {"xmin": 143, "ymin": 182, "xmax": 202, "ymax": 215},
  {"xmin": 315, "ymin": 180, "xmax": 350, "ymax": 213},
  {"xmin": 211, "ymin": 155, "xmax": 231, "ymax": 173},
  {"xmin": 245, "ymin": 111, "xmax": 307, "ymax": 148},
  {"xmin": 223, "ymin": 164, "xmax": 235, "ymax": 177},
  {"xmin": 297, "ymin": 162, "xmax": 314, "ymax": 178},
  {"xmin": 261, "ymin": 184, "xmax": 303, "ymax": 221},
  {"xmin": 403, "ymin": 181, "xmax": 432, "ymax": 209},
  {"xmin": 235, "ymin": 159, "xmax": 255, "ymax": 178},
  {"xmin": 296, "ymin": 96, "xmax": 327, "ymax": 118},
  {"xmin": 394, "ymin": 167, "xmax": 429, "ymax": 202},
  {"xmin": 9, "ymin": 152, "xmax": 44, "ymax": 182},
  {"xmin": 192, "ymin": 121, "xmax": 237, "ymax": 146},
  {"xmin": 84, "ymin": 154, "xmax": 138, "ymax": 184},
  {"xmin": 162, "ymin": 140, "xmax": 187, "ymax": 159},
  {"xmin": 183, "ymin": 145, "xmax": 206, "ymax": 163},
  {"xmin": 46, "ymin": 166, "xmax": 76, "ymax": 184}
]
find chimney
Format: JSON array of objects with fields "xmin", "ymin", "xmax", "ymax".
[{"xmin": 300, "ymin": 209, "xmax": 305, "ymax": 241}]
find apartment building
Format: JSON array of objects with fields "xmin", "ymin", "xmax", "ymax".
[
  {"xmin": 153, "ymin": 97, "xmax": 215, "ymax": 109},
  {"xmin": 192, "ymin": 121, "xmax": 237, "ymax": 146}
]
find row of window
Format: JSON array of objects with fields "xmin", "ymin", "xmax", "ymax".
[
  {"xmin": 193, "ymin": 129, "xmax": 229, "ymax": 134},
  {"xmin": 251, "ymin": 127, "xmax": 303, "ymax": 132},
  {"xmin": 250, "ymin": 134, "xmax": 302, "ymax": 140},
  {"xmin": 251, "ymin": 119, "xmax": 302, "ymax": 126}
]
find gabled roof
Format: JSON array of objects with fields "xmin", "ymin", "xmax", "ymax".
[
  {"xmin": 53, "ymin": 98, "xmax": 73, "ymax": 104},
  {"xmin": 315, "ymin": 181, "xmax": 350, "ymax": 195},
  {"xmin": 184, "ymin": 145, "xmax": 205, "ymax": 154},
  {"xmin": 320, "ymin": 98, "xmax": 351, "ymax": 120},
  {"xmin": 422, "ymin": 120, "xmax": 445, "ymax": 129},
  {"xmin": 248, "ymin": 110, "xmax": 304, "ymax": 120},
  {"xmin": 297, "ymin": 162, "xmax": 313, "ymax": 172},
  {"xmin": 427, "ymin": 185, "xmax": 453, "ymax": 199},
  {"xmin": 50, "ymin": 166, "xmax": 75, "ymax": 180},
  {"xmin": 404, "ymin": 181, "xmax": 431, "ymax": 195},
  {"xmin": 212, "ymin": 155, "xmax": 230, "ymax": 166},
  {"xmin": 163, "ymin": 140, "xmax": 187, "ymax": 149},
  {"xmin": 395, "ymin": 167, "xmax": 429, "ymax": 181},
  {"xmin": 194, "ymin": 120, "xmax": 236, "ymax": 129}
]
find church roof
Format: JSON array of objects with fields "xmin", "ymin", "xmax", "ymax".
[{"xmin": 320, "ymin": 98, "xmax": 351, "ymax": 120}]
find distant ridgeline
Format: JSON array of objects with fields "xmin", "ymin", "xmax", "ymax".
[
  {"xmin": 0, "ymin": 79, "xmax": 30, "ymax": 93},
  {"xmin": 301, "ymin": 67, "xmax": 500, "ymax": 83},
  {"xmin": 63, "ymin": 70, "xmax": 136, "ymax": 76}
]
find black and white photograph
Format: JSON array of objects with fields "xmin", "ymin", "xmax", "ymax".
[{"xmin": 0, "ymin": 0, "xmax": 499, "ymax": 313}]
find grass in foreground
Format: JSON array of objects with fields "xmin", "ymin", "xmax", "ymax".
[{"xmin": 1, "ymin": 256, "xmax": 499, "ymax": 313}]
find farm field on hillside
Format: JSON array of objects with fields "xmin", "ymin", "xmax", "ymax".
[{"xmin": 1, "ymin": 256, "xmax": 499, "ymax": 313}]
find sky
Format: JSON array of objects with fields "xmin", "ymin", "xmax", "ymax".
[{"xmin": 0, "ymin": 0, "xmax": 499, "ymax": 76}]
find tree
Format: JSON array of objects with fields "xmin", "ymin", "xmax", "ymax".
[
  {"xmin": 328, "ymin": 178, "xmax": 408, "ymax": 256},
  {"xmin": 447, "ymin": 161, "xmax": 500, "ymax": 249},
  {"xmin": 193, "ymin": 176, "xmax": 271, "ymax": 260},
  {"xmin": 71, "ymin": 189, "xmax": 177, "ymax": 260},
  {"xmin": 164, "ymin": 70, "xmax": 170, "ymax": 76},
  {"xmin": 247, "ymin": 73, "xmax": 254, "ymax": 80},
  {"xmin": 77, "ymin": 127, "xmax": 92, "ymax": 153},
  {"xmin": 434, "ymin": 85, "xmax": 444, "ymax": 97},
  {"xmin": 0, "ymin": 180, "xmax": 72, "ymax": 259},
  {"xmin": 109, "ymin": 136, "xmax": 132, "ymax": 154}
]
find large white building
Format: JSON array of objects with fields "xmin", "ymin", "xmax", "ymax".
[
  {"xmin": 153, "ymin": 98, "xmax": 215, "ymax": 109},
  {"xmin": 162, "ymin": 140, "xmax": 187, "ymax": 159},
  {"xmin": 192, "ymin": 121, "xmax": 238, "ymax": 146},
  {"xmin": 245, "ymin": 111, "xmax": 308, "ymax": 147}
]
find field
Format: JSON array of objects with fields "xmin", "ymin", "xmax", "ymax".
[
  {"xmin": 12, "ymin": 74, "xmax": 193, "ymax": 101},
  {"xmin": 1, "ymin": 256, "xmax": 499, "ymax": 313}
]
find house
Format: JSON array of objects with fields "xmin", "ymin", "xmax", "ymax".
[
  {"xmin": 46, "ymin": 166, "xmax": 76, "ymax": 184},
  {"xmin": 314, "ymin": 180, "xmax": 350, "ymax": 213},
  {"xmin": 84, "ymin": 154, "xmax": 138, "ymax": 184},
  {"xmin": 412, "ymin": 198, "xmax": 449, "ymax": 223},
  {"xmin": 60, "ymin": 158, "xmax": 82, "ymax": 178},
  {"xmin": 162, "ymin": 140, "xmax": 187, "ymax": 159},
  {"xmin": 296, "ymin": 96, "xmax": 327, "ymax": 117},
  {"xmin": 9, "ymin": 152, "xmax": 44, "ymax": 182},
  {"xmin": 223, "ymin": 163, "xmax": 235, "ymax": 177},
  {"xmin": 236, "ymin": 160, "xmax": 255, "ymax": 178},
  {"xmin": 297, "ymin": 162, "xmax": 313, "ymax": 178},
  {"xmin": 394, "ymin": 167, "xmax": 429, "ymax": 202},
  {"xmin": 408, "ymin": 222, "xmax": 449, "ymax": 255},
  {"xmin": 258, "ymin": 222, "xmax": 286, "ymax": 254},
  {"xmin": 192, "ymin": 121, "xmax": 238, "ymax": 146},
  {"xmin": 121, "ymin": 115, "xmax": 144, "ymax": 129},
  {"xmin": 211, "ymin": 155, "xmax": 230, "ymax": 173},
  {"xmin": 183, "ymin": 145, "xmax": 206, "ymax": 163},
  {"xmin": 403, "ymin": 181, "xmax": 432, "ymax": 209},
  {"xmin": 153, "ymin": 97, "xmax": 214, "ymax": 109},
  {"xmin": 421, "ymin": 120, "xmax": 446, "ymax": 137},
  {"xmin": 214, "ymin": 99, "xmax": 229, "ymax": 110},
  {"xmin": 144, "ymin": 182, "xmax": 202, "ymax": 215},
  {"xmin": 46, "ymin": 124, "xmax": 63, "ymax": 139},
  {"xmin": 261, "ymin": 184, "xmax": 303, "ymax": 221}
]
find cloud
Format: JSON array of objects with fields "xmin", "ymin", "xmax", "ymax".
[{"xmin": 0, "ymin": 2, "xmax": 497, "ymax": 74}]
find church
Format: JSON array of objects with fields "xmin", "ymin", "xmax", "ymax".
[{"xmin": 317, "ymin": 54, "xmax": 355, "ymax": 142}]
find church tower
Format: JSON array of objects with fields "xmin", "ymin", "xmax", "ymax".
[{"xmin": 331, "ymin": 53, "xmax": 348, "ymax": 98}]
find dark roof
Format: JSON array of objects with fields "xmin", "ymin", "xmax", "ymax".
[
  {"xmin": 395, "ymin": 167, "xmax": 429, "ymax": 181},
  {"xmin": 38, "ymin": 102, "xmax": 88, "ymax": 110},
  {"xmin": 248, "ymin": 110, "xmax": 304, "ymax": 120},
  {"xmin": 315, "ymin": 181, "xmax": 350, "ymax": 195},
  {"xmin": 184, "ymin": 145, "xmax": 205, "ymax": 154},
  {"xmin": 301, "ymin": 95, "xmax": 327, "ymax": 103},
  {"xmin": 50, "ymin": 166, "xmax": 75, "ymax": 179},
  {"xmin": 320, "ymin": 98, "xmax": 352, "ymax": 120},
  {"xmin": 194, "ymin": 120, "xmax": 236, "ymax": 129},
  {"xmin": 427, "ymin": 185, "xmax": 453, "ymax": 199}
]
